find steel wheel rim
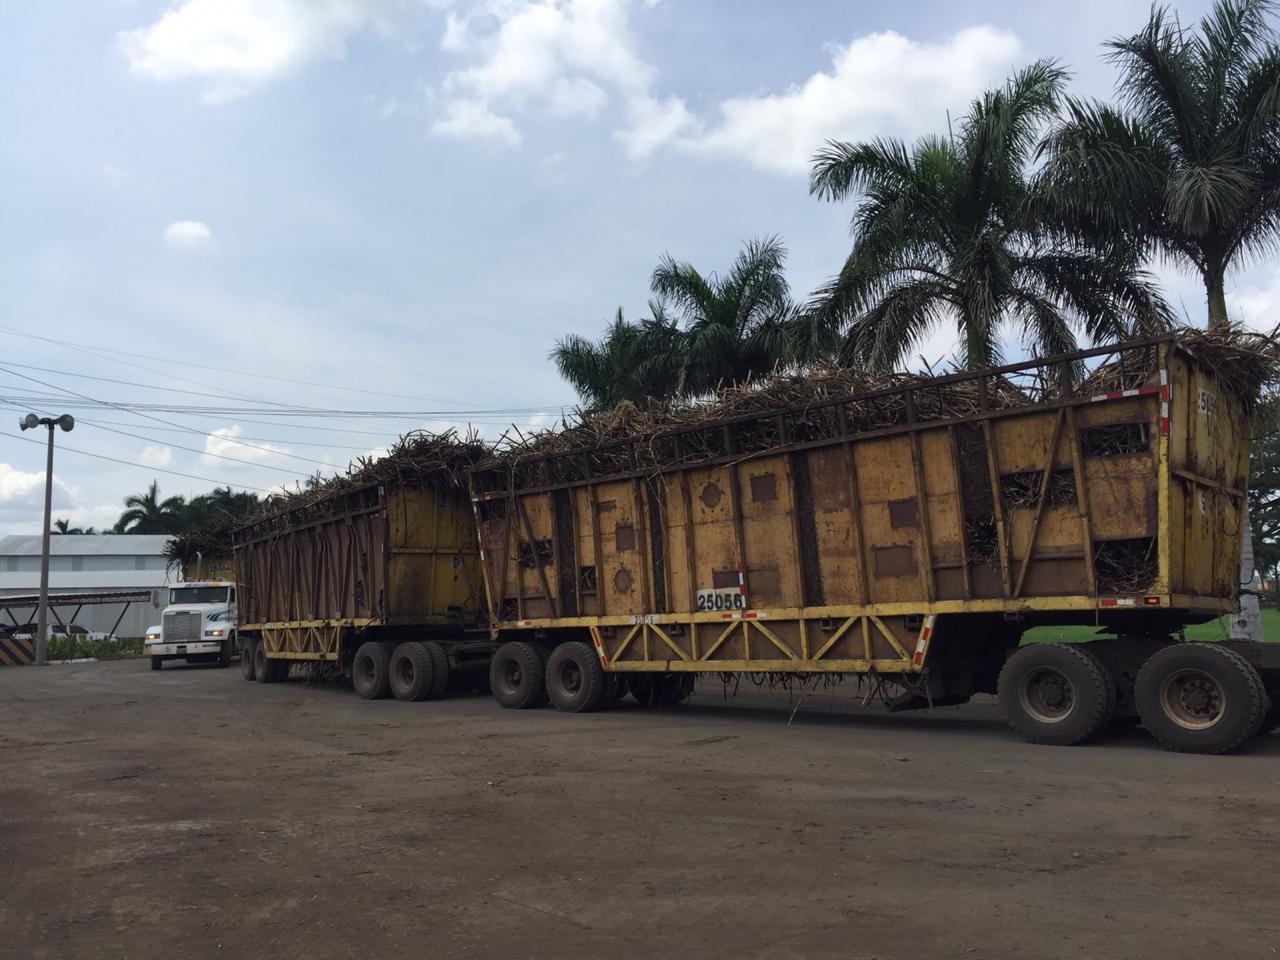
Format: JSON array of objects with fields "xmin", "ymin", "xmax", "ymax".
[
  {"xmin": 358, "ymin": 656, "xmax": 375, "ymax": 685},
  {"xmin": 396, "ymin": 658, "xmax": 414, "ymax": 686},
  {"xmin": 500, "ymin": 659, "xmax": 522, "ymax": 694},
  {"xmin": 1019, "ymin": 666, "xmax": 1075, "ymax": 724},
  {"xmin": 1159, "ymin": 668, "xmax": 1225, "ymax": 730},
  {"xmin": 560, "ymin": 661, "xmax": 582, "ymax": 696}
]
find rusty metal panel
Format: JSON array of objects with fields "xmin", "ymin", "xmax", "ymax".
[
  {"xmin": 235, "ymin": 482, "xmax": 483, "ymax": 629},
  {"xmin": 472, "ymin": 337, "xmax": 1250, "ymax": 659}
]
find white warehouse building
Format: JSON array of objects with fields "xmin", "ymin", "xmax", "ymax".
[{"xmin": 0, "ymin": 535, "xmax": 176, "ymax": 638}]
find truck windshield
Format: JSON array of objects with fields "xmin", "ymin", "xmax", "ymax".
[{"xmin": 169, "ymin": 587, "xmax": 229, "ymax": 605}]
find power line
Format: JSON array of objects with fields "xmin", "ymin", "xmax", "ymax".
[
  {"xmin": 69, "ymin": 418, "xmax": 375, "ymax": 450},
  {"xmin": 0, "ymin": 324, "xmax": 563, "ymax": 408},
  {"xmin": 0, "ymin": 397, "xmax": 314, "ymax": 477},
  {"xmin": 0, "ymin": 365, "xmax": 336, "ymax": 468},
  {"xmin": 0, "ymin": 430, "xmax": 273, "ymax": 493}
]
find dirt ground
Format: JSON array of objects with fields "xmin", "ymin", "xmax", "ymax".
[{"xmin": 1, "ymin": 660, "xmax": 1277, "ymax": 960}]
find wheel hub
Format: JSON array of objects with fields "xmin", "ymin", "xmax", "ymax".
[
  {"xmin": 1160, "ymin": 668, "xmax": 1224, "ymax": 730},
  {"xmin": 1019, "ymin": 666, "xmax": 1075, "ymax": 723}
]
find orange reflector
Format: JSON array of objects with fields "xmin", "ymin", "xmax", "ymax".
[{"xmin": 1144, "ymin": 596, "xmax": 1161, "ymax": 605}]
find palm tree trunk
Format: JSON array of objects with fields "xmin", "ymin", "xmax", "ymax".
[
  {"xmin": 1203, "ymin": 265, "xmax": 1262, "ymax": 638},
  {"xmin": 1205, "ymin": 263, "xmax": 1230, "ymax": 330}
]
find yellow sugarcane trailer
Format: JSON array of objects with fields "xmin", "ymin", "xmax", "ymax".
[
  {"xmin": 471, "ymin": 334, "xmax": 1279, "ymax": 754},
  {"xmin": 232, "ymin": 480, "xmax": 494, "ymax": 700}
]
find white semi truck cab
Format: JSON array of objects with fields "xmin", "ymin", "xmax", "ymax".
[{"xmin": 146, "ymin": 581, "xmax": 237, "ymax": 670}]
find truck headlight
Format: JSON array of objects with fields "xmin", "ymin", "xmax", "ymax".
[
  {"xmin": 204, "ymin": 629, "xmax": 225, "ymax": 638},
  {"xmin": 145, "ymin": 631, "xmax": 160, "ymax": 641}
]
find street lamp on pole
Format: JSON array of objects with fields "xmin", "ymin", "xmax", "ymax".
[{"xmin": 18, "ymin": 413, "xmax": 74, "ymax": 666}]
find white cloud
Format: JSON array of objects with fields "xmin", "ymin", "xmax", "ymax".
[
  {"xmin": 1232, "ymin": 268, "xmax": 1280, "ymax": 333},
  {"xmin": 139, "ymin": 445, "xmax": 174, "ymax": 468},
  {"xmin": 433, "ymin": 0, "xmax": 651, "ymax": 141},
  {"xmin": 548, "ymin": 76, "xmax": 607, "ymax": 117},
  {"xmin": 163, "ymin": 220, "xmax": 217, "ymax": 250},
  {"xmin": 202, "ymin": 426, "xmax": 290, "ymax": 467},
  {"xmin": 0, "ymin": 463, "xmax": 75, "ymax": 512},
  {"xmin": 632, "ymin": 26, "xmax": 1024, "ymax": 171},
  {"xmin": 117, "ymin": 0, "xmax": 414, "ymax": 103},
  {"xmin": 431, "ymin": 98, "xmax": 521, "ymax": 144},
  {"xmin": 615, "ymin": 94, "xmax": 699, "ymax": 157}
]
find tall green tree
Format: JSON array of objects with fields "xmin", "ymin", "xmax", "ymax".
[
  {"xmin": 183, "ymin": 486, "xmax": 262, "ymax": 530},
  {"xmin": 114, "ymin": 480, "xmax": 187, "ymax": 535},
  {"xmin": 551, "ymin": 306, "xmax": 683, "ymax": 411},
  {"xmin": 807, "ymin": 60, "xmax": 1172, "ymax": 370},
  {"xmin": 1040, "ymin": 0, "xmax": 1280, "ymax": 328},
  {"xmin": 650, "ymin": 235, "xmax": 794, "ymax": 396},
  {"xmin": 553, "ymin": 238, "xmax": 796, "ymax": 409}
]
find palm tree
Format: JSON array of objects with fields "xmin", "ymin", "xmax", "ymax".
[
  {"xmin": 115, "ymin": 480, "xmax": 187, "ymax": 535},
  {"xmin": 552, "ymin": 306, "xmax": 684, "ymax": 411},
  {"xmin": 1039, "ymin": 0, "xmax": 1280, "ymax": 329},
  {"xmin": 52, "ymin": 518, "xmax": 77, "ymax": 535},
  {"xmin": 807, "ymin": 60, "xmax": 1172, "ymax": 371},
  {"xmin": 184, "ymin": 486, "xmax": 262, "ymax": 530},
  {"xmin": 650, "ymin": 235, "xmax": 795, "ymax": 395}
]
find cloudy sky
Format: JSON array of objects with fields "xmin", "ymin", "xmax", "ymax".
[{"xmin": 2, "ymin": 0, "xmax": 1275, "ymax": 535}]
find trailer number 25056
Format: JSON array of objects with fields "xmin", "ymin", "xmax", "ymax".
[{"xmin": 696, "ymin": 589, "xmax": 748, "ymax": 612}]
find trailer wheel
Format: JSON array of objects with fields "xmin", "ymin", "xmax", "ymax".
[
  {"xmin": 352, "ymin": 641, "xmax": 392, "ymax": 699},
  {"xmin": 255, "ymin": 643, "xmax": 284, "ymax": 684},
  {"xmin": 1136, "ymin": 644, "xmax": 1267, "ymax": 754},
  {"xmin": 489, "ymin": 641, "xmax": 547, "ymax": 709},
  {"xmin": 389, "ymin": 642, "xmax": 435, "ymax": 702},
  {"xmin": 150, "ymin": 656, "xmax": 162, "ymax": 671},
  {"xmin": 240, "ymin": 640, "xmax": 257, "ymax": 681},
  {"xmin": 627, "ymin": 674, "xmax": 658, "ymax": 707},
  {"xmin": 1261, "ymin": 678, "xmax": 1280, "ymax": 735},
  {"xmin": 998, "ymin": 643, "xmax": 1115, "ymax": 746},
  {"xmin": 422, "ymin": 641, "xmax": 450, "ymax": 700},
  {"xmin": 545, "ymin": 642, "xmax": 606, "ymax": 712},
  {"xmin": 660, "ymin": 673, "xmax": 694, "ymax": 705}
]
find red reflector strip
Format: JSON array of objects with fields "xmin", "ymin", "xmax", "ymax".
[
  {"xmin": 721, "ymin": 611, "xmax": 759, "ymax": 620},
  {"xmin": 912, "ymin": 614, "xmax": 937, "ymax": 667},
  {"xmin": 1090, "ymin": 384, "xmax": 1163, "ymax": 403},
  {"xmin": 1099, "ymin": 597, "xmax": 1138, "ymax": 608}
]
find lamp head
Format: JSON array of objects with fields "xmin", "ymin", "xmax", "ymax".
[
  {"xmin": 57, "ymin": 414, "xmax": 74, "ymax": 432},
  {"xmin": 19, "ymin": 414, "xmax": 39, "ymax": 432}
]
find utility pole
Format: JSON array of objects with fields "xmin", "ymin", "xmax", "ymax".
[{"xmin": 18, "ymin": 413, "xmax": 74, "ymax": 665}]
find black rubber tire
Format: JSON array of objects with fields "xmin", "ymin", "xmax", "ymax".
[
  {"xmin": 659, "ymin": 673, "xmax": 695, "ymax": 705},
  {"xmin": 545, "ymin": 641, "xmax": 607, "ymax": 712},
  {"xmin": 1136, "ymin": 643, "xmax": 1267, "ymax": 754},
  {"xmin": 150, "ymin": 656, "xmax": 162, "ymax": 671},
  {"xmin": 352, "ymin": 641, "xmax": 392, "ymax": 700},
  {"xmin": 997, "ymin": 643, "xmax": 1115, "ymax": 746},
  {"xmin": 218, "ymin": 637, "xmax": 232, "ymax": 668},
  {"xmin": 422, "ymin": 641, "xmax": 450, "ymax": 700},
  {"xmin": 240, "ymin": 640, "xmax": 258, "ymax": 681},
  {"xmin": 389, "ymin": 642, "xmax": 435, "ymax": 702},
  {"xmin": 1260, "ymin": 701, "xmax": 1280, "ymax": 736},
  {"xmin": 255, "ymin": 643, "xmax": 283, "ymax": 684},
  {"xmin": 489, "ymin": 641, "xmax": 547, "ymax": 709},
  {"xmin": 627, "ymin": 674, "xmax": 658, "ymax": 707}
]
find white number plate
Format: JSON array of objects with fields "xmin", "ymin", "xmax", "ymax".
[{"xmin": 696, "ymin": 588, "xmax": 747, "ymax": 612}]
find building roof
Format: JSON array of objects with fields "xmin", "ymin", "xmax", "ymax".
[{"xmin": 0, "ymin": 534, "xmax": 171, "ymax": 557}]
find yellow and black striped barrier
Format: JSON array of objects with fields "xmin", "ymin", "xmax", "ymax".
[{"xmin": 0, "ymin": 637, "xmax": 35, "ymax": 666}]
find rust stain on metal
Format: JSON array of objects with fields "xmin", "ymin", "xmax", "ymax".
[
  {"xmin": 615, "ymin": 524, "xmax": 637, "ymax": 551},
  {"xmin": 873, "ymin": 545, "xmax": 916, "ymax": 579},
  {"xmin": 613, "ymin": 568, "xmax": 634, "ymax": 594},
  {"xmin": 749, "ymin": 473, "xmax": 778, "ymax": 502},
  {"xmin": 888, "ymin": 498, "xmax": 920, "ymax": 529},
  {"xmin": 699, "ymin": 482, "xmax": 723, "ymax": 509}
]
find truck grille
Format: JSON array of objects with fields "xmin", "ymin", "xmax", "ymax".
[{"xmin": 163, "ymin": 612, "xmax": 201, "ymax": 642}]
